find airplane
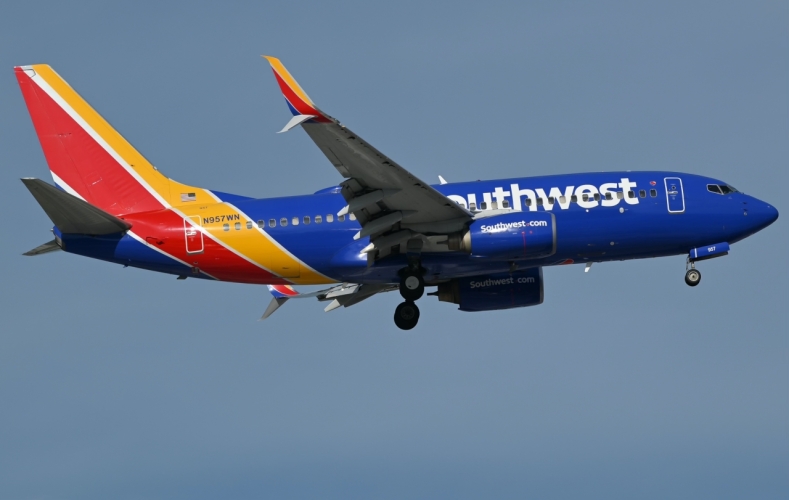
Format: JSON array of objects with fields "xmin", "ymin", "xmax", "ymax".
[{"xmin": 15, "ymin": 57, "xmax": 779, "ymax": 330}]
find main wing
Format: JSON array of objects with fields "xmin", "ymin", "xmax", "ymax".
[
  {"xmin": 262, "ymin": 283, "xmax": 398, "ymax": 319},
  {"xmin": 263, "ymin": 57, "xmax": 472, "ymax": 251}
]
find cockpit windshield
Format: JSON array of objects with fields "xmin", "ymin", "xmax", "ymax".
[{"xmin": 707, "ymin": 184, "xmax": 739, "ymax": 195}]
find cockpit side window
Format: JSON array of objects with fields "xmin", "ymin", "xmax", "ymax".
[{"xmin": 707, "ymin": 184, "xmax": 723, "ymax": 195}]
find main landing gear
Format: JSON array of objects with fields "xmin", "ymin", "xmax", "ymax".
[
  {"xmin": 394, "ymin": 266, "xmax": 425, "ymax": 330},
  {"xmin": 685, "ymin": 258, "xmax": 701, "ymax": 287},
  {"xmin": 399, "ymin": 269, "xmax": 424, "ymax": 301},
  {"xmin": 394, "ymin": 301, "xmax": 420, "ymax": 330}
]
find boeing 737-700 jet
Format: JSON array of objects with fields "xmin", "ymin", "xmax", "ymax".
[{"xmin": 16, "ymin": 57, "xmax": 779, "ymax": 329}]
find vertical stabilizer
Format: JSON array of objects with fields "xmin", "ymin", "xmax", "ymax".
[{"xmin": 14, "ymin": 65, "xmax": 218, "ymax": 215}]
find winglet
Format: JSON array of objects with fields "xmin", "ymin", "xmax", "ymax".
[
  {"xmin": 278, "ymin": 114, "xmax": 316, "ymax": 133},
  {"xmin": 262, "ymin": 56, "xmax": 330, "ymax": 122}
]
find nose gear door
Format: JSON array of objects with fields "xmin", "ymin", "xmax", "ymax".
[
  {"xmin": 664, "ymin": 177, "xmax": 685, "ymax": 214},
  {"xmin": 184, "ymin": 216, "xmax": 204, "ymax": 254}
]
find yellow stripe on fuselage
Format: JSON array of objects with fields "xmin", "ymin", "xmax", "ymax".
[{"xmin": 180, "ymin": 202, "xmax": 335, "ymax": 284}]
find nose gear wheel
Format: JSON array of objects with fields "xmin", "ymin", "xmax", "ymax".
[{"xmin": 685, "ymin": 268, "xmax": 701, "ymax": 286}]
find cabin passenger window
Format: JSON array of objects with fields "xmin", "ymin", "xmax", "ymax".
[
  {"xmin": 349, "ymin": 213, "xmax": 356, "ymax": 221},
  {"xmin": 338, "ymin": 215, "xmax": 345, "ymax": 222},
  {"xmin": 303, "ymin": 216, "xmax": 310, "ymax": 224},
  {"xmin": 617, "ymin": 192, "xmax": 624, "ymax": 199},
  {"xmin": 269, "ymin": 219, "xmax": 276, "ymax": 227},
  {"xmin": 235, "ymin": 222, "xmax": 241, "ymax": 230},
  {"xmin": 571, "ymin": 195, "xmax": 578, "ymax": 203},
  {"xmin": 558, "ymin": 196, "xmax": 566, "ymax": 204},
  {"xmin": 223, "ymin": 223, "xmax": 229, "ymax": 231},
  {"xmin": 480, "ymin": 202, "xmax": 488, "ymax": 210},
  {"xmin": 469, "ymin": 202, "xmax": 477, "ymax": 211},
  {"xmin": 327, "ymin": 214, "xmax": 334, "ymax": 222},
  {"xmin": 292, "ymin": 217, "xmax": 299, "ymax": 226},
  {"xmin": 593, "ymin": 193, "xmax": 600, "ymax": 202},
  {"xmin": 639, "ymin": 190, "xmax": 646, "ymax": 198},
  {"xmin": 315, "ymin": 215, "xmax": 322, "ymax": 223},
  {"xmin": 502, "ymin": 200, "xmax": 510, "ymax": 208},
  {"xmin": 548, "ymin": 197, "xmax": 555, "ymax": 204},
  {"xmin": 605, "ymin": 192, "xmax": 613, "ymax": 200},
  {"xmin": 246, "ymin": 221, "xmax": 253, "ymax": 229},
  {"xmin": 536, "ymin": 198, "xmax": 544, "ymax": 206},
  {"xmin": 627, "ymin": 191, "xmax": 635, "ymax": 198},
  {"xmin": 650, "ymin": 189, "xmax": 657, "ymax": 197},
  {"xmin": 257, "ymin": 220, "xmax": 264, "ymax": 228},
  {"xmin": 280, "ymin": 218, "xmax": 288, "ymax": 227},
  {"xmin": 582, "ymin": 194, "xmax": 589, "ymax": 202}
]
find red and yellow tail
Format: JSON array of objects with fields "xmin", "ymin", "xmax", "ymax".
[{"xmin": 14, "ymin": 64, "xmax": 217, "ymax": 216}]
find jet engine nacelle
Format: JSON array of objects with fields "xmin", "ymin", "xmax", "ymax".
[
  {"xmin": 435, "ymin": 267, "xmax": 544, "ymax": 312},
  {"xmin": 449, "ymin": 212, "xmax": 556, "ymax": 260}
]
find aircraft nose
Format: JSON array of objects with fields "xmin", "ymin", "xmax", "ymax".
[{"xmin": 746, "ymin": 197, "xmax": 779, "ymax": 232}]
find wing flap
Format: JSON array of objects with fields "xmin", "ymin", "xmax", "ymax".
[{"xmin": 302, "ymin": 123, "xmax": 471, "ymax": 225}]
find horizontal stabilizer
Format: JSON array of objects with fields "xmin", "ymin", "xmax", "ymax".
[
  {"xmin": 21, "ymin": 178, "xmax": 132, "ymax": 235},
  {"xmin": 23, "ymin": 239, "xmax": 62, "ymax": 256}
]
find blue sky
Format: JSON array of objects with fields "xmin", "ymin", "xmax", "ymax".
[{"xmin": 1, "ymin": 1, "xmax": 787, "ymax": 498}]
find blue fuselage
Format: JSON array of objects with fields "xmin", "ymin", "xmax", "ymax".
[{"xmin": 60, "ymin": 171, "xmax": 779, "ymax": 284}]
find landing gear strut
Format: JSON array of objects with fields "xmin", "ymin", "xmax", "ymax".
[{"xmin": 685, "ymin": 258, "xmax": 701, "ymax": 287}]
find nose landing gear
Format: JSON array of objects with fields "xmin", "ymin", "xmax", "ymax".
[{"xmin": 685, "ymin": 258, "xmax": 701, "ymax": 287}]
